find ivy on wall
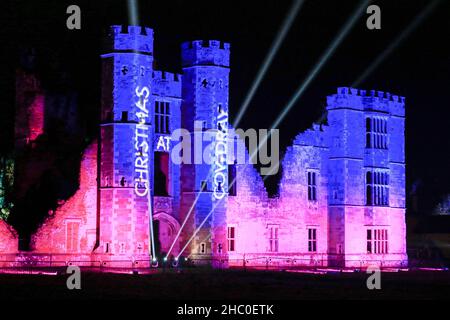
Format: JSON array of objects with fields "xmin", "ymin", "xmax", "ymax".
[{"xmin": 0, "ymin": 156, "xmax": 14, "ymax": 220}]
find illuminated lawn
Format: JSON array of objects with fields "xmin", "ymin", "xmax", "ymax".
[{"xmin": 1, "ymin": 269, "xmax": 449, "ymax": 300}]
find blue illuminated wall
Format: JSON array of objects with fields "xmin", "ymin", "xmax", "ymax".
[
  {"xmin": 5, "ymin": 24, "xmax": 407, "ymax": 269},
  {"xmin": 99, "ymin": 25, "xmax": 184, "ymax": 259},
  {"xmin": 180, "ymin": 40, "xmax": 231, "ymax": 260},
  {"xmin": 326, "ymin": 87, "xmax": 406, "ymax": 267},
  {"xmin": 99, "ymin": 25, "xmax": 154, "ymax": 257},
  {"xmin": 225, "ymin": 87, "xmax": 407, "ymax": 268}
]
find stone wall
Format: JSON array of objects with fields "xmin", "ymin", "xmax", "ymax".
[
  {"xmin": 0, "ymin": 220, "xmax": 17, "ymax": 253},
  {"xmin": 31, "ymin": 142, "xmax": 97, "ymax": 253},
  {"xmin": 226, "ymin": 127, "xmax": 330, "ymax": 267}
]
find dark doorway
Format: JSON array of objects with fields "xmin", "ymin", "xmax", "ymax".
[{"xmin": 154, "ymin": 152, "xmax": 169, "ymax": 196}]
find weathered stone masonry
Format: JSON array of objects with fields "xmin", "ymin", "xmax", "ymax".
[{"xmin": 0, "ymin": 25, "xmax": 407, "ymax": 269}]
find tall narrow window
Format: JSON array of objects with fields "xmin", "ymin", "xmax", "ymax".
[
  {"xmin": 155, "ymin": 101, "xmax": 170, "ymax": 134},
  {"xmin": 136, "ymin": 242, "xmax": 143, "ymax": 254},
  {"xmin": 383, "ymin": 229, "xmax": 388, "ymax": 253},
  {"xmin": 200, "ymin": 180, "xmax": 208, "ymax": 192},
  {"xmin": 268, "ymin": 225, "xmax": 279, "ymax": 252},
  {"xmin": 367, "ymin": 230, "xmax": 372, "ymax": 253},
  {"xmin": 366, "ymin": 118, "xmax": 372, "ymax": 148},
  {"xmin": 119, "ymin": 242, "xmax": 126, "ymax": 254},
  {"xmin": 366, "ymin": 170, "xmax": 389, "ymax": 206},
  {"xmin": 121, "ymin": 111, "xmax": 128, "ymax": 122},
  {"xmin": 367, "ymin": 228, "xmax": 388, "ymax": 254},
  {"xmin": 308, "ymin": 228, "xmax": 317, "ymax": 252},
  {"xmin": 228, "ymin": 164, "xmax": 237, "ymax": 196},
  {"xmin": 227, "ymin": 227, "xmax": 235, "ymax": 252},
  {"xmin": 366, "ymin": 117, "xmax": 388, "ymax": 149},
  {"xmin": 200, "ymin": 242, "xmax": 206, "ymax": 254},
  {"xmin": 307, "ymin": 171, "xmax": 317, "ymax": 201},
  {"xmin": 66, "ymin": 221, "xmax": 79, "ymax": 253}
]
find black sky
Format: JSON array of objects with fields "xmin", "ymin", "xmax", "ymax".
[{"xmin": 0, "ymin": 0, "xmax": 449, "ymax": 211}]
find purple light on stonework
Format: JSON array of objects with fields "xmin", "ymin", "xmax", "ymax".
[{"xmin": 4, "ymin": 20, "xmax": 408, "ymax": 270}]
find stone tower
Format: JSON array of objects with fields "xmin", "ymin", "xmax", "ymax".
[
  {"xmin": 326, "ymin": 87, "xmax": 407, "ymax": 267},
  {"xmin": 180, "ymin": 40, "xmax": 231, "ymax": 263},
  {"xmin": 99, "ymin": 25, "xmax": 154, "ymax": 263}
]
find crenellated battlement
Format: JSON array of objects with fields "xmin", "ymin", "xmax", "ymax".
[
  {"xmin": 181, "ymin": 40, "xmax": 231, "ymax": 51},
  {"xmin": 107, "ymin": 25, "xmax": 154, "ymax": 54},
  {"xmin": 152, "ymin": 70, "xmax": 181, "ymax": 82},
  {"xmin": 10, "ymin": 20, "xmax": 407, "ymax": 269},
  {"xmin": 152, "ymin": 70, "xmax": 182, "ymax": 98},
  {"xmin": 181, "ymin": 40, "xmax": 230, "ymax": 68},
  {"xmin": 327, "ymin": 87, "xmax": 405, "ymax": 116},
  {"xmin": 333, "ymin": 87, "xmax": 405, "ymax": 104}
]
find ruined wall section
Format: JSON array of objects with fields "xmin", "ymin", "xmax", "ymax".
[
  {"xmin": 0, "ymin": 220, "xmax": 18, "ymax": 254},
  {"xmin": 227, "ymin": 125, "xmax": 330, "ymax": 267},
  {"xmin": 31, "ymin": 142, "xmax": 97, "ymax": 254}
]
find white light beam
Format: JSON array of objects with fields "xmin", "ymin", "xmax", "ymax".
[{"xmin": 233, "ymin": 0, "xmax": 305, "ymax": 128}]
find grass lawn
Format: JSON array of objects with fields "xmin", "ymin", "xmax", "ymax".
[{"xmin": 0, "ymin": 269, "xmax": 449, "ymax": 300}]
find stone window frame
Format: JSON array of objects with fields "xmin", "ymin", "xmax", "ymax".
[
  {"xmin": 307, "ymin": 169, "xmax": 319, "ymax": 202},
  {"xmin": 365, "ymin": 116, "xmax": 388, "ymax": 150},
  {"xmin": 227, "ymin": 225, "xmax": 236, "ymax": 252},
  {"xmin": 65, "ymin": 218, "xmax": 81, "ymax": 253},
  {"xmin": 136, "ymin": 242, "xmax": 144, "ymax": 254},
  {"xmin": 307, "ymin": 227, "xmax": 317, "ymax": 253},
  {"xmin": 200, "ymin": 180, "xmax": 208, "ymax": 192},
  {"xmin": 365, "ymin": 169, "xmax": 390, "ymax": 206},
  {"xmin": 367, "ymin": 228, "xmax": 388, "ymax": 254},
  {"xmin": 199, "ymin": 242, "xmax": 207, "ymax": 255},
  {"xmin": 155, "ymin": 100, "xmax": 170, "ymax": 134},
  {"xmin": 267, "ymin": 224, "xmax": 279, "ymax": 253},
  {"xmin": 104, "ymin": 242, "xmax": 111, "ymax": 254},
  {"xmin": 119, "ymin": 242, "xmax": 126, "ymax": 255},
  {"xmin": 228, "ymin": 163, "xmax": 237, "ymax": 196}
]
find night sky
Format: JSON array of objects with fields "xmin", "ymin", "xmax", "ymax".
[{"xmin": 0, "ymin": 0, "xmax": 449, "ymax": 212}]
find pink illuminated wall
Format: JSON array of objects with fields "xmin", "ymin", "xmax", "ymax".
[
  {"xmin": 0, "ymin": 25, "xmax": 408, "ymax": 270},
  {"xmin": 0, "ymin": 220, "xmax": 17, "ymax": 253},
  {"xmin": 31, "ymin": 142, "xmax": 98, "ymax": 254},
  {"xmin": 226, "ymin": 134, "xmax": 329, "ymax": 267},
  {"xmin": 15, "ymin": 70, "xmax": 44, "ymax": 147},
  {"xmin": 28, "ymin": 94, "xmax": 45, "ymax": 142}
]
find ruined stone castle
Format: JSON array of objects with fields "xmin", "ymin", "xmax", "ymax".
[{"xmin": 0, "ymin": 25, "xmax": 407, "ymax": 269}]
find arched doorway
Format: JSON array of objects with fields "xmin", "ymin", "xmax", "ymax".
[{"xmin": 153, "ymin": 212, "xmax": 180, "ymax": 258}]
